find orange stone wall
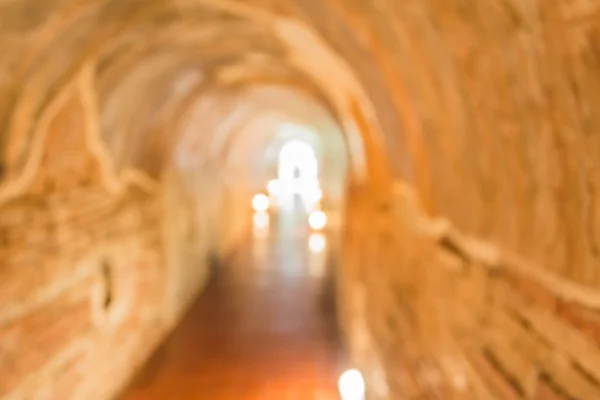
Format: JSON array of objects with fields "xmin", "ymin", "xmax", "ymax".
[
  {"xmin": 340, "ymin": 183, "xmax": 600, "ymax": 399},
  {"xmin": 0, "ymin": 75, "xmax": 213, "ymax": 400},
  {"xmin": 2, "ymin": 1, "xmax": 600, "ymax": 399}
]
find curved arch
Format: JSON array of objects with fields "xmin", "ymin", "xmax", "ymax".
[
  {"xmin": 176, "ymin": 84, "xmax": 365, "ymax": 185},
  {"xmin": 276, "ymin": 137, "xmax": 319, "ymax": 210},
  {"xmin": 2, "ymin": 2, "xmax": 393, "ymax": 191},
  {"xmin": 278, "ymin": 137, "xmax": 319, "ymax": 182}
]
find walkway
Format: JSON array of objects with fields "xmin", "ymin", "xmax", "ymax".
[{"xmin": 119, "ymin": 208, "xmax": 343, "ymax": 399}]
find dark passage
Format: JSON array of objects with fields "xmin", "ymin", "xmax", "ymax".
[{"xmin": 119, "ymin": 208, "xmax": 343, "ymax": 399}]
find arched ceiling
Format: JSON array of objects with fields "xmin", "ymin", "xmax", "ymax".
[
  {"xmin": 0, "ymin": 0, "xmax": 390, "ymax": 186},
  {"xmin": 2, "ymin": 0, "xmax": 600, "ymax": 285}
]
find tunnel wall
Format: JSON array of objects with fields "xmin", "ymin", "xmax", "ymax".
[
  {"xmin": 162, "ymin": 167, "xmax": 213, "ymax": 321},
  {"xmin": 0, "ymin": 75, "xmax": 213, "ymax": 400},
  {"xmin": 294, "ymin": 1, "xmax": 600, "ymax": 292},
  {"xmin": 341, "ymin": 183, "xmax": 600, "ymax": 399},
  {"xmin": 1, "ymin": 1, "xmax": 600, "ymax": 399},
  {"xmin": 314, "ymin": 2, "xmax": 600, "ymax": 398},
  {"xmin": 217, "ymin": 182, "xmax": 254, "ymax": 257}
]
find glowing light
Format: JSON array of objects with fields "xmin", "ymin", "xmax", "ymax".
[
  {"xmin": 253, "ymin": 211, "xmax": 269, "ymax": 230},
  {"xmin": 338, "ymin": 369, "xmax": 366, "ymax": 400},
  {"xmin": 303, "ymin": 186, "xmax": 323, "ymax": 205},
  {"xmin": 252, "ymin": 194, "xmax": 270, "ymax": 212},
  {"xmin": 267, "ymin": 179, "xmax": 281, "ymax": 197},
  {"xmin": 309, "ymin": 233, "xmax": 326, "ymax": 253},
  {"xmin": 278, "ymin": 140, "xmax": 318, "ymax": 186},
  {"xmin": 308, "ymin": 210, "xmax": 327, "ymax": 230}
]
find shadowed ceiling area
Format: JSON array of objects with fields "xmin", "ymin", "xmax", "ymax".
[{"xmin": 2, "ymin": 1, "xmax": 600, "ymax": 399}]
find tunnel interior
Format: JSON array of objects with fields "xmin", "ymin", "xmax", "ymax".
[{"xmin": 2, "ymin": 1, "xmax": 600, "ymax": 400}]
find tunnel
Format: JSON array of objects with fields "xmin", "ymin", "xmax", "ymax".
[{"xmin": 1, "ymin": 1, "xmax": 600, "ymax": 399}]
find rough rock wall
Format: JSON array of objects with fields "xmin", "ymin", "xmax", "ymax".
[
  {"xmin": 0, "ymin": 73, "xmax": 209, "ymax": 400},
  {"xmin": 1, "ymin": 0, "xmax": 600, "ymax": 399},
  {"xmin": 314, "ymin": 0, "xmax": 600, "ymax": 289},
  {"xmin": 341, "ymin": 183, "xmax": 600, "ymax": 399},
  {"xmin": 301, "ymin": 1, "xmax": 600, "ymax": 397}
]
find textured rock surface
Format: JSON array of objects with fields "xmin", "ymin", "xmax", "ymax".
[
  {"xmin": 341, "ymin": 183, "xmax": 600, "ymax": 399},
  {"xmin": 1, "ymin": 0, "xmax": 600, "ymax": 399},
  {"xmin": 0, "ymin": 77, "xmax": 170, "ymax": 400}
]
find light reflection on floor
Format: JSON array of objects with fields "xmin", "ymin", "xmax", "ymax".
[
  {"xmin": 252, "ymin": 211, "xmax": 270, "ymax": 235},
  {"xmin": 119, "ymin": 198, "xmax": 341, "ymax": 400},
  {"xmin": 309, "ymin": 233, "xmax": 326, "ymax": 253}
]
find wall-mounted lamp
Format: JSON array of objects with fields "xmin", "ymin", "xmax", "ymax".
[
  {"xmin": 308, "ymin": 210, "xmax": 327, "ymax": 230},
  {"xmin": 252, "ymin": 193, "xmax": 270, "ymax": 212},
  {"xmin": 338, "ymin": 369, "xmax": 366, "ymax": 400}
]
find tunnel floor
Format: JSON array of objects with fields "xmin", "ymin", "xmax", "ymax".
[{"xmin": 119, "ymin": 209, "xmax": 343, "ymax": 399}]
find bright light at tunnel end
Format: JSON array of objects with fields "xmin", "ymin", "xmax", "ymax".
[{"xmin": 338, "ymin": 369, "xmax": 366, "ymax": 400}]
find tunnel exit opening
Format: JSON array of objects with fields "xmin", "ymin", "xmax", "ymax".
[
  {"xmin": 159, "ymin": 83, "xmax": 379, "ymax": 399},
  {"xmin": 274, "ymin": 138, "xmax": 321, "ymax": 212}
]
